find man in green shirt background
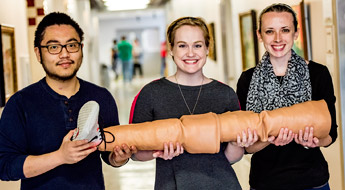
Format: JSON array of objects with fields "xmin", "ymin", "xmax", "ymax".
[{"xmin": 117, "ymin": 36, "xmax": 133, "ymax": 83}]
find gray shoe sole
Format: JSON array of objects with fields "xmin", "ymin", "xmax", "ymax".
[{"xmin": 72, "ymin": 101, "xmax": 100, "ymax": 143}]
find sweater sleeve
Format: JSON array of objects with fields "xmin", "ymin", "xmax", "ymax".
[
  {"xmin": 130, "ymin": 84, "xmax": 154, "ymax": 123},
  {"xmin": 228, "ymin": 87, "xmax": 240, "ymax": 111},
  {"xmin": 236, "ymin": 68, "xmax": 254, "ymax": 111},
  {"xmin": 309, "ymin": 62, "xmax": 338, "ymax": 145},
  {"xmin": 0, "ymin": 95, "xmax": 28, "ymax": 181}
]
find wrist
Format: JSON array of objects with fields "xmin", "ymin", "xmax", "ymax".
[
  {"xmin": 53, "ymin": 150, "xmax": 65, "ymax": 165},
  {"xmin": 109, "ymin": 152, "xmax": 129, "ymax": 167},
  {"xmin": 131, "ymin": 153, "xmax": 139, "ymax": 161}
]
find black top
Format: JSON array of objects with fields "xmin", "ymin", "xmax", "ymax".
[
  {"xmin": 0, "ymin": 78, "xmax": 119, "ymax": 190},
  {"xmin": 131, "ymin": 78, "xmax": 242, "ymax": 190},
  {"xmin": 236, "ymin": 61, "xmax": 337, "ymax": 190}
]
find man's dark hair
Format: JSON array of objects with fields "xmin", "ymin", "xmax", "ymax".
[{"xmin": 34, "ymin": 12, "xmax": 84, "ymax": 47}]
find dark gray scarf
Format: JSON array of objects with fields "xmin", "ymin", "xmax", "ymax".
[{"xmin": 246, "ymin": 50, "xmax": 312, "ymax": 113}]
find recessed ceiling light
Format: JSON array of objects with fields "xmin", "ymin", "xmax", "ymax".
[{"xmin": 103, "ymin": 0, "xmax": 150, "ymax": 11}]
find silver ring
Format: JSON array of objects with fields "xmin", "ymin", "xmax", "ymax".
[{"xmin": 304, "ymin": 146, "xmax": 309, "ymax": 149}]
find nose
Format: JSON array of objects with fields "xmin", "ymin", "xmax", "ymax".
[
  {"xmin": 274, "ymin": 32, "xmax": 282, "ymax": 42},
  {"xmin": 59, "ymin": 46, "xmax": 70, "ymax": 58},
  {"xmin": 187, "ymin": 47, "xmax": 195, "ymax": 57}
]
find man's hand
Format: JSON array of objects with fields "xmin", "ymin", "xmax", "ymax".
[
  {"xmin": 57, "ymin": 130, "xmax": 98, "ymax": 164},
  {"xmin": 23, "ymin": 130, "xmax": 97, "ymax": 178}
]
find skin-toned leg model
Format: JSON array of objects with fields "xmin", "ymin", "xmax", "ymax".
[{"xmin": 97, "ymin": 100, "xmax": 330, "ymax": 154}]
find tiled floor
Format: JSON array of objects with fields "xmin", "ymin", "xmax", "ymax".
[{"xmin": 103, "ymin": 74, "xmax": 160, "ymax": 190}]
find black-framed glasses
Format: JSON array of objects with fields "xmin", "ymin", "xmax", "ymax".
[{"xmin": 40, "ymin": 42, "xmax": 82, "ymax": 54}]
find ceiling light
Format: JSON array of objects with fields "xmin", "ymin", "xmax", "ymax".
[{"xmin": 103, "ymin": 0, "xmax": 150, "ymax": 11}]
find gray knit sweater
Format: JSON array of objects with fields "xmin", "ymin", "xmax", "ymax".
[{"xmin": 131, "ymin": 78, "xmax": 242, "ymax": 190}]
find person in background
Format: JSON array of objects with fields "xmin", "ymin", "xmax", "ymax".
[
  {"xmin": 0, "ymin": 12, "xmax": 134, "ymax": 190},
  {"xmin": 132, "ymin": 38, "xmax": 143, "ymax": 78},
  {"xmin": 130, "ymin": 16, "xmax": 257, "ymax": 189},
  {"xmin": 236, "ymin": 3, "xmax": 337, "ymax": 190},
  {"xmin": 117, "ymin": 36, "xmax": 133, "ymax": 83},
  {"xmin": 111, "ymin": 39, "xmax": 119, "ymax": 80}
]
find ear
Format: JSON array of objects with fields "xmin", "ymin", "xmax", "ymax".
[
  {"xmin": 256, "ymin": 30, "xmax": 263, "ymax": 42},
  {"xmin": 34, "ymin": 47, "xmax": 42, "ymax": 63},
  {"xmin": 294, "ymin": 28, "xmax": 300, "ymax": 40},
  {"xmin": 168, "ymin": 43, "xmax": 173, "ymax": 56}
]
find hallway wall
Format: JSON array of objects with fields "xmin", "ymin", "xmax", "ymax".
[
  {"xmin": 0, "ymin": 0, "xmax": 28, "ymax": 188},
  {"xmin": 0, "ymin": 0, "xmax": 30, "ymax": 91}
]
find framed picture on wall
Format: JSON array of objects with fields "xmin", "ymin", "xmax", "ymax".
[
  {"xmin": 0, "ymin": 24, "xmax": 17, "ymax": 107},
  {"xmin": 239, "ymin": 10, "xmax": 259, "ymax": 71},
  {"xmin": 292, "ymin": 0, "xmax": 309, "ymax": 60},
  {"xmin": 208, "ymin": 22, "xmax": 217, "ymax": 61}
]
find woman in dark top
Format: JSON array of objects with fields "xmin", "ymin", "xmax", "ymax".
[
  {"xmin": 236, "ymin": 3, "xmax": 337, "ymax": 190},
  {"xmin": 129, "ymin": 17, "xmax": 257, "ymax": 190}
]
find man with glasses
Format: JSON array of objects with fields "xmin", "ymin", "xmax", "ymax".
[{"xmin": 0, "ymin": 12, "xmax": 135, "ymax": 190}]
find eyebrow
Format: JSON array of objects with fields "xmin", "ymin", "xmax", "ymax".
[
  {"xmin": 45, "ymin": 38, "xmax": 79, "ymax": 44},
  {"xmin": 176, "ymin": 40, "xmax": 204, "ymax": 44},
  {"xmin": 264, "ymin": 26, "xmax": 291, "ymax": 30}
]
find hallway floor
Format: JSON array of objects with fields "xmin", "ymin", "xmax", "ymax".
[{"xmin": 102, "ymin": 74, "xmax": 159, "ymax": 190}]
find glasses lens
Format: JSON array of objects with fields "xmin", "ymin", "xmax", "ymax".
[
  {"xmin": 48, "ymin": 45, "xmax": 62, "ymax": 54},
  {"xmin": 66, "ymin": 43, "xmax": 80, "ymax": 53}
]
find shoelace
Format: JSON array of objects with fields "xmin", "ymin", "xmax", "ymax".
[{"xmin": 98, "ymin": 116, "xmax": 115, "ymax": 151}]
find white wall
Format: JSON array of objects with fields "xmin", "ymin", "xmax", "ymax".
[
  {"xmin": 0, "ymin": 0, "xmax": 28, "ymax": 188},
  {"xmin": 0, "ymin": 0, "xmax": 30, "ymax": 90}
]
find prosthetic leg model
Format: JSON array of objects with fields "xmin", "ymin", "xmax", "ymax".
[{"xmin": 91, "ymin": 100, "xmax": 331, "ymax": 154}]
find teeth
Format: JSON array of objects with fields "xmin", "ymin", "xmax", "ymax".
[
  {"xmin": 185, "ymin": 60, "xmax": 197, "ymax": 63},
  {"xmin": 273, "ymin": 45, "xmax": 284, "ymax": 49}
]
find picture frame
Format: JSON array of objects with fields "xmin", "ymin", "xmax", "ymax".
[
  {"xmin": 239, "ymin": 10, "xmax": 259, "ymax": 71},
  {"xmin": 0, "ymin": 25, "xmax": 17, "ymax": 107},
  {"xmin": 292, "ymin": 0, "xmax": 309, "ymax": 60},
  {"xmin": 208, "ymin": 22, "xmax": 217, "ymax": 61}
]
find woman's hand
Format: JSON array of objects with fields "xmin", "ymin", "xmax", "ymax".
[
  {"xmin": 268, "ymin": 128, "xmax": 294, "ymax": 146},
  {"xmin": 294, "ymin": 127, "xmax": 320, "ymax": 148},
  {"xmin": 235, "ymin": 128, "xmax": 258, "ymax": 147},
  {"xmin": 225, "ymin": 129, "xmax": 258, "ymax": 163},
  {"xmin": 152, "ymin": 142, "xmax": 184, "ymax": 160},
  {"xmin": 110, "ymin": 144, "xmax": 137, "ymax": 167}
]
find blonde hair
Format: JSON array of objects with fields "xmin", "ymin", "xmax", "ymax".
[{"xmin": 167, "ymin": 17, "xmax": 212, "ymax": 50}]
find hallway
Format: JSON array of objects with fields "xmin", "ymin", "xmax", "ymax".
[
  {"xmin": 0, "ymin": 0, "xmax": 344, "ymax": 189},
  {"xmin": 103, "ymin": 74, "xmax": 159, "ymax": 190}
]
